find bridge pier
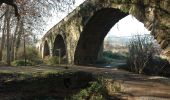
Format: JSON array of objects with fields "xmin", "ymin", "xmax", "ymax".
[{"xmin": 74, "ymin": 56, "xmax": 98, "ymax": 65}]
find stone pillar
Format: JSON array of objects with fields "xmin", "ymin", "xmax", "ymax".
[
  {"xmin": 49, "ymin": 42, "xmax": 53, "ymax": 57},
  {"xmin": 41, "ymin": 45, "xmax": 44, "ymax": 59},
  {"xmin": 164, "ymin": 47, "xmax": 170, "ymax": 62},
  {"xmin": 98, "ymin": 42, "xmax": 104, "ymax": 59}
]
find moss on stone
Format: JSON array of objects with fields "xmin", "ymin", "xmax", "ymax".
[{"xmin": 121, "ymin": 6, "xmax": 131, "ymax": 13}]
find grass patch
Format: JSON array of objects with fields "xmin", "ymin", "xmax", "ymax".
[
  {"xmin": 44, "ymin": 56, "xmax": 66, "ymax": 65},
  {"xmin": 0, "ymin": 69, "xmax": 63, "ymax": 82},
  {"xmin": 0, "ymin": 61, "xmax": 7, "ymax": 66},
  {"xmin": 68, "ymin": 77, "xmax": 124, "ymax": 100},
  {"xmin": 103, "ymin": 51, "xmax": 127, "ymax": 60},
  {"xmin": 11, "ymin": 60, "xmax": 34, "ymax": 66},
  {"xmin": 95, "ymin": 51, "xmax": 127, "ymax": 66},
  {"xmin": 68, "ymin": 81, "xmax": 105, "ymax": 100}
]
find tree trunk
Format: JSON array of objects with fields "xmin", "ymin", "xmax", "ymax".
[
  {"xmin": 0, "ymin": 17, "xmax": 6, "ymax": 61},
  {"xmin": 10, "ymin": 34, "xmax": 14, "ymax": 61},
  {"xmin": 15, "ymin": 21, "xmax": 23, "ymax": 60},
  {"xmin": 23, "ymin": 33, "xmax": 26, "ymax": 66},
  {"xmin": 11, "ymin": 20, "xmax": 19, "ymax": 61},
  {"xmin": 6, "ymin": 6, "xmax": 11, "ymax": 66}
]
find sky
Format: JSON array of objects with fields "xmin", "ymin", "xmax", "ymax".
[
  {"xmin": 106, "ymin": 15, "xmax": 150, "ymax": 38},
  {"xmin": 43, "ymin": 0, "xmax": 85, "ymax": 33},
  {"xmin": 43, "ymin": 0, "xmax": 150, "ymax": 39}
]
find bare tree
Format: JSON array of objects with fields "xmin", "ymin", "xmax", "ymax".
[
  {"xmin": 0, "ymin": 15, "xmax": 6, "ymax": 61},
  {"xmin": 6, "ymin": 6, "xmax": 12, "ymax": 65},
  {"xmin": 0, "ymin": 0, "xmax": 76, "ymax": 65},
  {"xmin": 127, "ymin": 35, "xmax": 156, "ymax": 74},
  {"xmin": 0, "ymin": 0, "xmax": 19, "ymax": 19}
]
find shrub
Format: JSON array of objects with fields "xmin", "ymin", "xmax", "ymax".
[
  {"xmin": 44, "ymin": 56, "xmax": 60, "ymax": 65},
  {"xmin": 17, "ymin": 47, "xmax": 40, "ymax": 62},
  {"xmin": 32, "ymin": 59, "xmax": 44, "ymax": 65},
  {"xmin": 95, "ymin": 57, "xmax": 111, "ymax": 65},
  {"xmin": 144, "ymin": 56, "xmax": 170, "ymax": 76},
  {"xmin": 2, "ymin": 50, "xmax": 7, "ymax": 62},
  {"xmin": 44, "ymin": 56, "xmax": 68, "ymax": 65},
  {"xmin": 11, "ymin": 60, "xmax": 34, "ymax": 66},
  {"xmin": 95, "ymin": 51, "xmax": 127, "ymax": 65},
  {"xmin": 16, "ymin": 47, "xmax": 43, "ymax": 65},
  {"xmin": 70, "ymin": 79, "xmax": 124, "ymax": 100},
  {"xmin": 103, "ymin": 51, "xmax": 127, "ymax": 60},
  {"xmin": 71, "ymin": 82, "xmax": 105, "ymax": 100},
  {"xmin": 0, "ymin": 61, "xmax": 7, "ymax": 66},
  {"xmin": 127, "ymin": 35, "xmax": 157, "ymax": 74}
]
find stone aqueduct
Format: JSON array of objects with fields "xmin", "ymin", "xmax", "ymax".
[{"xmin": 37, "ymin": 0, "xmax": 170, "ymax": 65}]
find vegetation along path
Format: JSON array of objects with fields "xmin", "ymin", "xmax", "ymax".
[{"xmin": 0, "ymin": 65, "xmax": 170, "ymax": 100}]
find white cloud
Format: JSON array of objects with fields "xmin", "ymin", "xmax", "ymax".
[
  {"xmin": 75, "ymin": 0, "xmax": 85, "ymax": 6},
  {"xmin": 106, "ymin": 15, "xmax": 150, "ymax": 38}
]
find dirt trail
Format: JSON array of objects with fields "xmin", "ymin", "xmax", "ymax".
[
  {"xmin": 71, "ymin": 65, "xmax": 170, "ymax": 100},
  {"xmin": 0, "ymin": 65, "xmax": 170, "ymax": 100}
]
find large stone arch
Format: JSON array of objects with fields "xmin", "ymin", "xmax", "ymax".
[
  {"xmin": 74, "ymin": 8, "xmax": 128, "ymax": 65},
  {"xmin": 53, "ymin": 34, "xmax": 67, "ymax": 58}
]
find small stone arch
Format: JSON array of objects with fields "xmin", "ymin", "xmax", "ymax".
[
  {"xmin": 43, "ymin": 40, "xmax": 50, "ymax": 58},
  {"xmin": 53, "ymin": 34, "xmax": 67, "ymax": 58}
]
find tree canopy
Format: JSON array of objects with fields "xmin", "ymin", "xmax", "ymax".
[{"xmin": 0, "ymin": 0, "xmax": 76, "ymax": 65}]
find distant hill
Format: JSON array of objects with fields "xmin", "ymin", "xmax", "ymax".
[
  {"xmin": 104, "ymin": 36, "xmax": 131, "ymax": 46},
  {"xmin": 104, "ymin": 34, "xmax": 160, "ymax": 53},
  {"xmin": 104, "ymin": 34, "xmax": 152, "ymax": 46}
]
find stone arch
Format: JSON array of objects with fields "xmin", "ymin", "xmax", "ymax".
[
  {"xmin": 74, "ymin": 8, "xmax": 128, "ymax": 65},
  {"xmin": 53, "ymin": 34, "xmax": 66, "ymax": 58},
  {"xmin": 43, "ymin": 40, "xmax": 50, "ymax": 58}
]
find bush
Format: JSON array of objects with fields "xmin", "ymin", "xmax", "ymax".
[
  {"xmin": 95, "ymin": 57, "xmax": 112, "ymax": 65},
  {"xmin": 144, "ymin": 57, "xmax": 170, "ymax": 76},
  {"xmin": 103, "ymin": 51, "xmax": 127, "ymax": 60},
  {"xmin": 32, "ymin": 59, "xmax": 44, "ymax": 65},
  {"xmin": 95, "ymin": 51, "xmax": 127, "ymax": 65},
  {"xmin": 127, "ymin": 35, "xmax": 157, "ymax": 74},
  {"xmin": 0, "ymin": 61, "xmax": 7, "ymax": 66},
  {"xmin": 17, "ymin": 47, "xmax": 40, "ymax": 62},
  {"xmin": 44, "ymin": 56, "xmax": 60, "ymax": 65},
  {"xmin": 71, "ymin": 82, "xmax": 105, "ymax": 100},
  {"xmin": 70, "ymin": 79, "xmax": 124, "ymax": 100},
  {"xmin": 16, "ymin": 47, "xmax": 43, "ymax": 65},
  {"xmin": 11, "ymin": 60, "xmax": 34, "ymax": 66}
]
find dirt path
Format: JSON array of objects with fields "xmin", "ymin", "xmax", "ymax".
[
  {"xmin": 0, "ymin": 65, "xmax": 170, "ymax": 100},
  {"xmin": 71, "ymin": 65, "xmax": 170, "ymax": 100}
]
